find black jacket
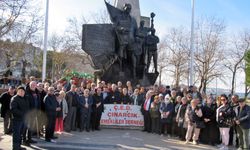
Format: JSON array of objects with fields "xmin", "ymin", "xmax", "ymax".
[
  {"xmin": 217, "ymin": 104, "xmax": 235, "ymax": 127},
  {"xmin": 44, "ymin": 94, "xmax": 57, "ymax": 115},
  {"xmin": 121, "ymin": 94, "xmax": 131, "ymax": 104},
  {"xmin": 65, "ymin": 91, "xmax": 79, "ymax": 108},
  {"xmin": 202, "ymin": 103, "xmax": 217, "ymax": 124},
  {"xmin": 93, "ymin": 93, "xmax": 104, "ymax": 112},
  {"xmin": 107, "ymin": 90, "xmax": 121, "ymax": 104},
  {"xmin": 237, "ymin": 105, "xmax": 250, "ymax": 129},
  {"xmin": 25, "ymin": 88, "xmax": 41, "ymax": 111},
  {"xmin": 10, "ymin": 95, "xmax": 30, "ymax": 121},
  {"xmin": 0, "ymin": 92, "xmax": 14, "ymax": 118}
]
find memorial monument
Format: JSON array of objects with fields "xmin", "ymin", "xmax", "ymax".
[{"xmin": 82, "ymin": 0, "xmax": 159, "ymax": 86}]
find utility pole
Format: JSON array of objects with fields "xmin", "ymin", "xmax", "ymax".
[
  {"xmin": 42, "ymin": 0, "xmax": 49, "ymax": 81},
  {"xmin": 189, "ymin": 0, "xmax": 195, "ymax": 86}
]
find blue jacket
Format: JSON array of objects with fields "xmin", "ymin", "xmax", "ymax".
[
  {"xmin": 79, "ymin": 95, "xmax": 93, "ymax": 114},
  {"xmin": 160, "ymin": 102, "xmax": 174, "ymax": 123},
  {"xmin": 237, "ymin": 105, "xmax": 250, "ymax": 129}
]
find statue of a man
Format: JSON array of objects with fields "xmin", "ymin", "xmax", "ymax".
[
  {"xmin": 146, "ymin": 28, "xmax": 159, "ymax": 73},
  {"xmin": 136, "ymin": 20, "xmax": 151, "ymax": 65},
  {"xmin": 109, "ymin": 3, "xmax": 137, "ymax": 71}
]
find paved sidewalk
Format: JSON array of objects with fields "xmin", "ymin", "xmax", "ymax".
[{"xmin": 0, "ymin": 119, "xmax": 236, "ymax": 150}]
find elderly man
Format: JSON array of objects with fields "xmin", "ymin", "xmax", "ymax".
[
  {"xmin": 10, "ymin": 86, "xmax": 29, "ymax": 150},
  {"xmin": 0, "ymin": 86, "xmax": 15, "ymax": 134},
  {"xmin": 64, "ymin": 84, "xmax": 79, "ymax": 132},
  {"xmin": 235, "ymin": 98, "xmax": 250, "ymax": 150},
  {"xmin": 44, "ymin": 87, "xmax": 58, "ymax": 142},
  {"xmin": 142, "ymin": 90, "xmax": 154, "ymax": 132},
  {"xmin": 22, "ymin": 81, "xmax": 39, "ymax": 145},
  {"xmin": 79, "ymin": 89, "xmax": 93, "ymax": 132},
  {"xmin": 229, "ymin": 94, "xmax": 239, "ymax": 147}
]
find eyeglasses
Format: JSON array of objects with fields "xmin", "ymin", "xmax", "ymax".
[{"xmin": 220, "ymin": 99, "xmax": 226, "ymax": 101}]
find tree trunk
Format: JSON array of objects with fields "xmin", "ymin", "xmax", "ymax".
[
  {"xmin": 231, "ymin": 67, "xmax": 237, "ymax": 95},
  {"xmin": 158, "ymin": 66, "xmax": 162, "ymax": 85},
  {"xmin": 21, "ymin": 60, "xmax": 27, "ymax": 78},
  {"xmin": 245, "ymin": 83, "xmax": 250, "ymax": 98}
]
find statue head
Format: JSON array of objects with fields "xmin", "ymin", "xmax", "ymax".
[
  {"xmin": 123, "ymin": 3, "xmax": 132, "ymax": 14},
  {"xmin": 140, "ymin": 20, "xmax": 145, "ymax": 27}
]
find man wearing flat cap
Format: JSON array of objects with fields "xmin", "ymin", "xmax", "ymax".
[
  {"xmin": 235, "ymin": 98, "xmax": 250, "ymax": 150},
  {"xmin": 0, "ymin": 86, "xmax": 15, "ymax": 135},
  {"xmin": 10, "ymin": 86, "xmax": 29, "ymax": 150}
]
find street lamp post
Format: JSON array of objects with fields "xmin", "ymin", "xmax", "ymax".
[
  {"xmin": 189, "ymin": 0, "xmax": 195, "ymax": 86},
  {"xmin": 42, "ymin": 0, "xmax": 49, "ymax": 81}
]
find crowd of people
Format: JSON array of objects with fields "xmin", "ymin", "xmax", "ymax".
[{"xmin": 0, "ymin": 76, "xmax": 250, "ymax": 150}]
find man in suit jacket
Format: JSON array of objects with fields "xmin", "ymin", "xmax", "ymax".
[
  {"xmin": 141, "ymin": 90, "xmax": 154, "ymax": 132},
  {"xmin": 235, "ymin": 98, "xmax": 250, "ymax": 150},
  {"xmin": 44, "ymin": 87, "xmax": 58, "ymax": 142},
  {"xmin": 64, "ymin": 84, "xmax": 79, "ymax": 132},
  {"xmin": 79, "ymin": 89, "xmax": 93, "ymax": 132}
]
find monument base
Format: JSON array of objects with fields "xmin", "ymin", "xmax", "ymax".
[{"xmin": 99, "ymin": 61, "xmax": 158, "ymax": 86}]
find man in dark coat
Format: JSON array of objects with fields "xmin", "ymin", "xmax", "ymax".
[
  {"xmin": 106, "ymin": 84, "xmax": 121, "ymax": 104},
  {"xmin": 229, "ymin": 94, "xmax": 239, "ymax": 146},
  {"xmin": 10, "ymin": 86, "xmax": 29, "ymax": 150},
  {"xmin": 235, "ymin": 98, "xmax": 250, "ymax": 150},
  {"xmin": 0, "ymin": 86, "xmax": 15, "ymax": 134},
  {"xmin": 64, "ymin": 84, "xmax": 79, "ymax": 132},
  {"xmin": 141, "ymin": 90, "xmax": 154, "ymax": 132},
  {"xmin": 200, "ymin": 96, "xmax": 220, "ymax": 145},
  {"xmin": 22, "ymin": 81, "xmax": 40, "ymax": 145},
  {"xmin": 79, "ymin": 89, "xmax": 93, "ymax": 132},
  {"xmin": 44, "ymin": 87, "xmax": 58, "ymax": 142}
]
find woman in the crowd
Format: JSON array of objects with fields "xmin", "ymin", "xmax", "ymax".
[
  {"xmin": 176, "ymin": 97, "xmax": 188, "ymax": 141},
  {"xmin": 126, "ymin": 81, "xmax": 133, "ymax": 96},
  {"xmin": 172, "ymin": 95, "xmax": 182, "ymax": 137},
  {"xmin": 149, "ymin": 96, "xmax": 161, "ymax": 134},
  {"xmin": 216, "ymin": 94, "xmax": 235, "ymax": 150},
  {"xmin": 130, "ymin": 88, "xmax": 143, "ymax": 105},
  {"xmin": 54, "ymin": 92, "xmax": 63, "ymax": 134},
  {"xmin": 92, "ymin": 87, "xmax": 104, "ymax": 131},
  {"xmin": 59, "ymin": 91, "xmax": 68, "ymax": 122},
  {"xmin": 120, "ymin": 88, "xmax": 131, "ymax": 104},
  {"xmin": 185, "ymin": 98, "xmax": 203, "ymax": 145},
  {"xmin": 159, "ymin": 94, "xmax": 174, "ymax": 137},
  {"xmin": 200, "ymin": 95, "xmax": 220, "ymax": 145}
]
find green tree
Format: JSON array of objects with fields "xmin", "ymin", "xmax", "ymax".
[{"xmin": 245, "ymin": 50, "xmax": 250, "ymax": 98}]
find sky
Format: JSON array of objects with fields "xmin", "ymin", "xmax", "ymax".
[
  {"xmin": 41, "ymin": 0, "xmax": 250, "ymax": 93},
  {"xmin": 44, "ymin": 0, "xmax": 250, "ymax": 37}
]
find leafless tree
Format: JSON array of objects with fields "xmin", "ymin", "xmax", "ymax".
[
  {"xmin": 224, "ymin": 29, "xmax": 250, "ymax": 95},
  {"xmin": 194, "ymin": 17, "xmax": 226, "ymax": 93},
  {"xmin": 0, "ymin": 0, "xmax": 43, "ymax": 78},
  {"xmin": 157, "ymin": 41, "xmax": 168, "ymax": 85},
  {"xmin": 0, "ymin": 0, "xmax": 29, "ymax": 38},
  {"xmin": 160, "ymin": 27, "xmax": 189, "ymax": 88}
]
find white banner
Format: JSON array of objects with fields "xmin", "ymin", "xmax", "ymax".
[{"xmin": 100, "ymin": 104, "xmax": 144, "ymax": 126}]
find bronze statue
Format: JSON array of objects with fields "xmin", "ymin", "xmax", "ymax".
[
  {"xmin": 146, "ymin": 28, "xmax": 159, "ymax": 73},
  {"xmin": 136, "ymin": 20, "xmax": 151, "ymax": 66},
  {"xmin": 105, "ymin": 1, "xmax": 137, "ymax": 72},
  {"xmin": 82, "ymin": 1, "xmax": 160, "ymax": 85}
]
